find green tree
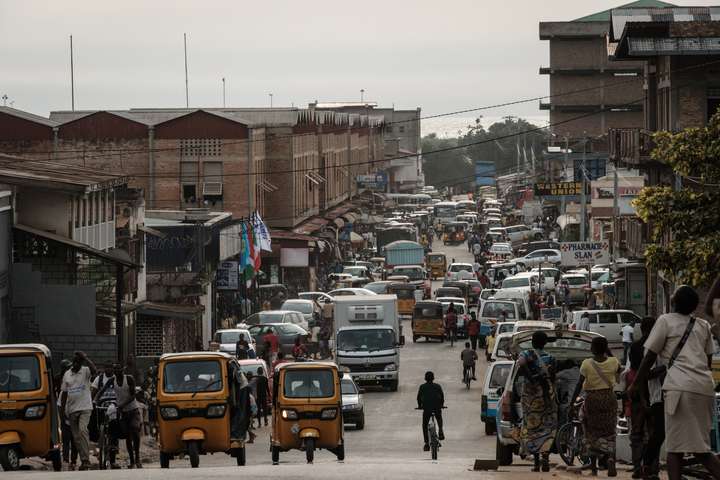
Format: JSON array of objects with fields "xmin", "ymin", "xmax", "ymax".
[
  {"xmin": 633, "ymin": 114, "xmax": 720, "ymax": 287},
  {"xmin": 421, "ymin": 133, "xmax": 473, "ymax": 189}
]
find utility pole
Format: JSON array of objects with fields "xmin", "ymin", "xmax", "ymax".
[
  {"xmin": 360, "ymin": 89, "xmax": 365, "ymax": 103},
  {"xmin": 1, "ymin": 95, "xmax": 7, "ymax": 107},
  {"xmin": 580, "ymin": 136, "xmax": 588, "ymax": 242},
  {"xmin": 70, "ymin": 35, "xmax": 75, "ymax": 111},
  {"xmin": 269, "ymin": 93, "xmax": 273, "ymax": 108},
  {"xmin": 613, "ymin": 159, "xmax": 619, "ymax": 262},
  {"xmin": 184, "ymin": 33, "xmax": 189, "ymax": 108},
  {"xmin": 222, "ymin": 77, "xmax": 226, "ymax": 108}
]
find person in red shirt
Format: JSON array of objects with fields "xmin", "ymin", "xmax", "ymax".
[
  {"xmin": 445, "ymin": 304, "xmax": 458, "ymax": 347},
  {"xmin": 292, "ymin": 337, "xmax": 307, "ymax": 359},
  {"xmin": 263, "ymin": 329, "xmax": 280, "ymax": 363},
  {"xmin": 466, "ymin": 312, "xmax": 482, "ymax": 350}
]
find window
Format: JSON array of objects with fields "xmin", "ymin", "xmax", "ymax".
[
  {"xmin": 180, "ymin": 138, "xmax": 222, "ymax": 157},
  {"xmin": 398, "ymin": 126, "xmax": 405, "ymax": 133},
  {"xmin": 489, "ymin": 364, "xmax": 511, "ymax": 389},
  {"xmin": 163, "ymin": 360, "xmax": 222, "ymax": 393},
  {"xmin": 598, "ymin": 312, "xmax": 619, "ymax": 324},
  {"xmin": 707, "ymin": 88, "xmax": 720, "ymax": 123},
  {"xmin": 283, "ymin": 369, "xmax": 335, "ymax": 398},
  {"xmin": 574, "ymin": 158, "xmax": 606, "ymax": 181},
  {"xmin": 0, "ymin": 355, "xmax": 40, "ymax": 392},
  {"xmin": 181, "ymin": 162, "xmax": 199, "ymax": 204},
  {"xmin": 203, "ymin": 161, "xmax": 223, "ymax": 200},
  {"xmin": 620, "ymin": 312, "xmax": 639, "ymax": 325}
]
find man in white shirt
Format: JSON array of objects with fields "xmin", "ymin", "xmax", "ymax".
[
  {"xmin": 575, "ymin": 312, "xmax": 591, "ymax": 331},
  {"xmin": 61, "ymin": 351, "xmax": 97, "ymax": 470},
  {"xmin": 621, "ymin": 322, "xmax": 635, "ymax": 365}
]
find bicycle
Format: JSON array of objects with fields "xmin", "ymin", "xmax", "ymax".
[
  {"xmin": 417, "ymin": 407, "xmax": 446, "ymax": 461},
  {"xmin": 555, "ymin": 397, "xmax": 588, "ymax": 467},
  {"xmin": 95, "ymin": 402, "xmax": 119, "ymax": 470},
  {"xmin": 462, "ymin": 364, "xmax": 472, "ymax": 390}
]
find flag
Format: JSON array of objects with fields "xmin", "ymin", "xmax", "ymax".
[
  {"xmin": 250, "ymin": 221, "xmax": 262, "ymax": 271},
  {"xmin": 239, "ymin": 223, "xmax": 251, "ymax": 272},
  {"xmin": 254, "ymin": 212, "xmax": 272, "ymax": 251}
]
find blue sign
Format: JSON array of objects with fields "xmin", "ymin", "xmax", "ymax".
[
  {"xmin": 475, "ymin": 161, "xmax": 496, "ymax": 186},
  {"xmin": 357, "ymin": 172, "xmax": 388, "ymax": 189}
]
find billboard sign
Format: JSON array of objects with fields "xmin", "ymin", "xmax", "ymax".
[
  {"xmin": 560, "ymin": 241, "xmax": 610, "ymax": 267},
  {"xmin": 357, "ymin": 172, "xmax": 388, "ymax": 190},
  {"xmin": 534, "ymin": 182, "xmax": 587, "ymax": 197},
  {"xmin": 216, "ymin": 261, "xmax": 239, "ymax": 290}
]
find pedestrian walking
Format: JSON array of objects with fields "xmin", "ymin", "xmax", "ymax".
[
  {"xmin": 444, "ymin": 303, "xmax": 458, "ymax": 347},
  {"xmin": 310, "ymin": 322, "xmax": 321, "ymax": 359},
  {"xmin": 60, "ymin": 351, "xmax": 97, "ymax": 471},
  {"xmin": 631, "ymin": 286, "xmax": 720, "ymax": 480},
  {"xmin": 466, "ymin": 312, "xmax": 481, "ymax": 350},
  {"xmin": 112, "ymin": 364, "xmax": 143, "ymax": 469},
  {"xmin": 621, "ymin": 321, "xmax": 635, "ymax": 366},
  {"xmin": 56, "ymin": 359, "xmax": 77, "ymax": 468},
  {"xmin": 573, "ymin": 336, "xmax": 621, "ymax": 477},
  {"xmin": 263, "ymin": 328, "xmax": 280, "ymax": 364},
  {"xmin": 235, "ymin": 337, "xmax": 250, "ymax": 360},
  {"xmin": 255, "ymin": 367, "xmax": 270, "ymax": 427},
  {"xmin": 516, "ymin": 331, "xmax": 558, "ymax": 472}
]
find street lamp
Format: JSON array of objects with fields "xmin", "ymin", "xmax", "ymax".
[{"xmin": 269, "ymin": 93, "xmax": 273, "ymax": 108}]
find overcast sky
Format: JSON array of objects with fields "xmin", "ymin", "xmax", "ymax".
[{"xmin": 0, "ymin": 0, "xmax": 715, "ymax": 127}]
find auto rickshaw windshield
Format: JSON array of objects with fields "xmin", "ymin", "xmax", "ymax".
[
  {"xmin": 0, "ymin": 355, "xmax": 41, "ymax": 392},
  {"xmin": 414, "ymin": 305, "xmax": 443, "ymax": 318},
  {"xmin": 283, "ymin": 369, "xmax": 335, "ymax": 398},
  {"xmin": 392, "ymin": 288, "xmax": 415, "ymax": 300},
  {"xmin": 337, "ymin": 329, "xmax": 395, "ymax": 352},
  {"xmin": 427, "ymin": 254, "xmax": 445, "ymax": 262},
  {"xmin": 163, "ymin": 360, "xmax": 223, "ymax": 394}
]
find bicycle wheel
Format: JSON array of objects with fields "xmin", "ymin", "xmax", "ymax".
[{"xmin": 555, "ymin": 423, "xmax": 579, "ymax": 466}]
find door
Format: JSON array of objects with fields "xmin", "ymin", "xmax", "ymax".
[{"xmin": 597, "ymin": 311, "xmax": 620, "ymax": 342}]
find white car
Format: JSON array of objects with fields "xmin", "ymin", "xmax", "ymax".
[
  {"xmin": 210, "ymin": 329, "xmax": 256, "ymax": 356},
  {"xmin": 529, "ymin": 267, "xmax": 561, "ymax": 291},
  {"xmin": 569, "ymin": 309, "xmax": 642, "ymax": 344},
  {"xmin": 560, "ymin": 273, "xmax": 589, "ymax": 305},
  {"xmin": 240, "ymin": 310, "xmax": 308, "ymax": 331},
  {"xmin": 488, "ymin": 243, "xmax": 513, "ymax": 260},
  {"xmin": 327, "ymin": 288, "xmax": 378, "ymax": 297},
  {"xmin": 481, "ymin": 360, "xmax": 513, "ymax": 435},
  {"xmin": 500, "ymin": 272, "xmax": 540, "ymax": 292},
  {"xmin": 446, "ymin": 263, "xmax": 475, "ymax": 281},
  {"xmin": 590, "ymin": 269, "xmax": 611, "ymax": 290},
  {"xmin": 490, "ymin": 332, "xmax": 514, "ymax": 361},
  {"xmin": 513, "ymin": 249, "xmax": 562, "ymax": 269},
  {"xmin": 436, "ymin": 297, "xmax": 469, "ymax": 336},
  {"xmin": 299, "ymin": 291, "xmax": 334, "ymax": 304}
]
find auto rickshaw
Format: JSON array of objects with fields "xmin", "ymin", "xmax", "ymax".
[
  {"xmin": 426, "ymin": 252, "xmax": 447, "ymax": 280},
  {"xmin": 0, "ymin": 344, "xmax": 62, "ymax": 472},
  {"xmin": 442, "ymin": 222, "xmax": 467, "ymax": 245},
  {"xmin": 388, "ymin": 282, "xmax": 417, "ymax": 317},
  {"xmin": 412, "ymin": 301, "xmax": 445, "ymax": 342},
  {"xmin": 156, "ymin": 352, "xmax": 247, "ymax": 468},
  {"xmin": 271, "ymin": 362, "xmax": 344, "ymax": 464},
  {"xmin": 441, "ymin": 281, "xmax": 471, "ymax": 305}
]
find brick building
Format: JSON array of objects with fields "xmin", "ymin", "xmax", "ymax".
[{"xmin": 609, "ymin": 5, "xmax": 720, "ymax": 315}]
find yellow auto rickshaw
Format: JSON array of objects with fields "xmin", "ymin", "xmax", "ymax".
[
  {"xmin": 388, "ymin": 282, "xmax": 417, "ymax": 317},
  {"xmin": 426, "ymin": 252, "xmax": 447, "ymax": 280},
  {"xmin": 156, "ymin": 352, "xmax": 247, "ymax": 468},
  {"xmin": 412, "ymin": 301, "xmax": 445, "ymax": 342},
  {"xmin": 0, "ymin": 344, "xmax": 62, "ymax": 471},
  {"xmin": 271, "ymin": 362, "xmax": 344, "ymax": 464}
]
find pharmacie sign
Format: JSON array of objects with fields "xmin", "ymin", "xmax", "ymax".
[{"xmin": 560, "ymin": 241, "xmax": 610, "ymax": 266}]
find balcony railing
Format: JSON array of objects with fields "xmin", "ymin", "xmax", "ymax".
[{"xmin": 609, "ymin": 128, "xmax": 655, "ymax": 165}]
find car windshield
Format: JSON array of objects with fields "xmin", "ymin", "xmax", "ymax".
[
  {"xmin": 163, "ymin": 360, "xmax": 222, "ymax": 393},
  {"xmin": 565, "ymin": 276, "xmax": 587, "ymax": 286},
  {"xmin": 283, "ymin": 369, "xmax": 335, "ymax": 398},
  {"xmin": 515, "ymin": 337, "xmax": 594, "ymax": 361},
  {"xmin": 591, "ymin": 271, "xmax": 608, "ymax": 281},
  {"xmin": 277, "ymin": 324, "xmax": 306, "ymax": 335},
  {"xmin": 496, "ymin": 338, "xmax": 512, "ymax": 357},
  {"xmin": 502, "ymin": 278, "xmax": 530, "ymax": 288},
  {"xmin": 414, "ymin": 305, "xmax": 442, "ymax": 318},
  {"xmin": 239, "ymin": 363, "xmax": 264, "ymax": 376},
  {"xmin": 392, "ymin": 268, "xmax": 424, "ymax": 280},
  {"xmin": 392, "ymin": 288, "xmax": 415, "ymax": 300},
  {"xmin": 441, "ymin": 304, "xmax": 465, "ymax": 314},
  {"xmin": 482, "ymin": 302, "xmax": 516, "ymax": 319},
  {"xmin": 0, "ymin": 355, "xmax": 41, "ymax": 392},
  {"xmin": 489, "ymin": 364, "xmax": 511, "ymax": 388},
  {"xmin": 491, "ymin": 245, "xmax": 511, "ymax": 252},
  {"xmin": 259, "ymin": 312, "xmax": 286, "ymax": 323},
  {"xmin": 343, "ymin": 267, "xmax": 366, "ymax": 276},
  {"xmin": 428, "ymin": 254, "xmax": 444, "ymax": 262},
  {"xmin": 498, "ymin": 324, "xmax": 514, "ymax": 334},
  {"xmin": 337, "ymin": 329, "xmax": 395, "ymax": 352},
  {"xmin": 214, "ymin": 331, "xmax": 249, "ymax": 344},
  {"xmin": 450, "ymin": 264, "xmax": 472, "ymax": 272},
  {"xmin": 365, "ymin": 282, "xmax": 389, "ymax": 294},
  {"xmin": 341, "ymin": 379, "xmax": 357, "ymax": 395},
  {"xmin": 281, "ymin": 301, "xmax": 313, "ymax": 314}
]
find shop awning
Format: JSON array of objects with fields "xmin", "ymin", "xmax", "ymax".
[
  {"xmin": 349, "ymin": 231, "xmax": 364, "ymax": 244},
  {"xmin": 341, "ymin": 212, "xmax": 358, "ymax": 224},
  {"xmin": 137, "ymin": 302, "xmax": 204, "ymax": 320},
  {"xmin": 292, "ymin": 217, "xmax": 329, "ymax": 236}
]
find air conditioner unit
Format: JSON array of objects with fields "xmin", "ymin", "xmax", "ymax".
[{"xmin": 203, "ymin": 182, "xmax": 223, "ymax": 196}]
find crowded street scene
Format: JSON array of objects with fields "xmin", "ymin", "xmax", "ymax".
[{"xmin": 3, "ymin": 1, "xmax": 720, "ymax": 479}]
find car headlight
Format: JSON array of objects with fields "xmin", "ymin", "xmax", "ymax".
[
  {"xmin": 321, "ymin": 408, "xmax": 338, "ymax": 419},
  {"xmin": 24, "ymin": 404, "xmax": 46, "ymax": 419},
  {"xmin": 343, "ymin": 403, "xmax": 362, "ymax": 411},
  {"xmin": 160, "ymin": 407, "xmax": 179, "ymax": 419},
  {"xmin": 281, "ymin": 409, "xmax": 298, "ymax": 420},
  {"xmin": 384, "ymin": 363, "xmax": 397, "ymax": 371},
  {"xmin": 206, "ymin": 404, "xmax": 226, "ymax": 418}
]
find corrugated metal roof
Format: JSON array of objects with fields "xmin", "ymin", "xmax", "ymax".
[
  {"xmin": 611, "ymin": 6, "xmax": 720, "ymax": 41},
  {"xmin": 0, "ymin": 153, "xmax": 129, "ymax": 192},
  {"xmin": 314, "ymin": 102, "xmax": 379, "ymax": 108},
  {"xmin": 574, "ymin": 0, "xmax": 675, "ymax": 22},
  {"xmin": 49, "ymin": 110, "xmax": 97, "ymax": 123},
  {"xmin": 0, "ymin": 106, "xmax": 59, "ymax": 127},
  {"xmin": 628, "ymin": 36, "xmax": 720, "ymax": 54}
]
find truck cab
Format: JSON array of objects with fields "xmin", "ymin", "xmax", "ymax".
[{"xmin": 333, "ymin": 295, "xmax": 400, "ymax": 391}]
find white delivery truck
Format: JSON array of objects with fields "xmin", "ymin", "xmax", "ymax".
[{"xmin": 333, "ymin": 294, "xmax": 401, "ymax": 391}]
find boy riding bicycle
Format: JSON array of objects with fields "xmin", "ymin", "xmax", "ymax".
[{"xmin": 460, "ymin": 342, "xmax": 478, "ymax": 382}]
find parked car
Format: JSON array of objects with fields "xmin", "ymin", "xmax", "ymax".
[
  {"xmin": 568, "ymin": 309, "xmax": 642, "ymax": 344},
  {"xmin": 462, "ymin": 279, "xmax": 483, "ymax": 304},
  {"xmin": 500, "ymin": 272, "xmax": 540, "ymax": 293},
  {"xmin": 280, "ymin": 299, "xmax": 320, "ymax": 328},
  {"xmin": 299, "ymin": 291, "xmax": 334, "ymax": 304},
  {"xmin": 481, "ymin": 360, "xmax": 513, "ymax": 435},
  {"xmin": 512, "ymin": 249, "xmax": 561, "ymax": 269},
  {"xmin": 495, "ymin": 329, "xmax": 601, "ymax": 465},
  {"xmin": 560, "ymin": 273, "xmax": 589, "ymax": 305},
  {"xmin": 343, "ymin": 265, "xmax": 372, "ymax": 279},
  {"xmin": 241, "ymin": 309, "xmax": 308, "ymax": 331},
  {"xmin": 446, "ymin": 263, "xmax": 475, "ymax": 281},
  {"xmin": 210, "ymin": 329, "xmax": 256, "ymax": 356},
  {"xmin": 327, "ymin": 288, "xmax": 378, "ymax": 296},
  {"xmin": 364, "ymin": 281, "xmax": 394, "ymax": 294},
  {"xmin": 488, "ymin": 243, "xmax": 513, "ymax": 261},
  {"xmin": 248, "ymin": 323, "xmax": 309, "ymax": 356},
  {"xmin": 516, "ymin": 240, "xmax": 561, "ymax": 257},
  {"xmin": 495, "ymin": 322, "xmax": 516, "ymax": 335},
  {"xmin": 590, "ymin": 268, "xmax": 611, "ymax": 290},
  {"xmin": 490, "ymin": 332, "xmax": 514, "ymax": 361},
  {"xmin": 341, "ymin": 373, "xmax": 365, "ymax": 429}
]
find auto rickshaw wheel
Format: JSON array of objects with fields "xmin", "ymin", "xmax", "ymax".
[
  {"xmin": 0, "ymin": 446, "xmax": 20, "ymax": 471},
  {"xmin": 271, "ymin": 446, "xmax": 280, "ymax": 464},
  {"xmin": 160, "ymin": 452, "xmax": 170, "ymax": 469},
  {"xmin": 336, "ymin": 443, "xmax": 345, "ymax": 461},
  {"xmin": 305, "ymin": 438, "xmax": 315, "ymax": 464},
  {"xmin": 187, "ymin": 441, "xmax": 200, "ymax": 468},
  {"xmin": 234, "ymin": 447, "xmax": 246, "ymax": 466}
]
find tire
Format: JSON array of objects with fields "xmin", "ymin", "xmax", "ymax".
[
  {"xmin": 556, "ymin": 422, "xmax": 584, "ymax": 467},
  {"xmin": 336, "ymin": 443, "xmax": 345, "ymax": 461},
  {"xmin": 50, "ymin": 450, "xmax": 62, "ymax": 472},
  {"xmin": 187, "ymin": 441, "xmax": 200, "ymax": 468},
  {"xmin": 387, "ymin": 380, "xmax": 398, "ymax": 392},
  {"xmin": 160, "ymin": 452, "xmax": 170, "ymax": 469},
  {"xmin": 235, "ymin": 447, "xmax": 246, "ymax": 466},
  {"xmin": 97, "ymin": 427, "xmax": 106, "ymax": 470},
  {"xmin": 484, "ymin": 420, "xmax": 496, "ymax": 436},
  {"xmin": 271, "ymin": 446, "xmax": 280, "ymax": 465},
  {"xmin": 496, "ymin": 437, "xmax": 513, "ymax": 466},
  {"xmin": 412, "ymin": 335, "xmax": 417, "ymax": 343},
  {"xmin": 0, "ymin": 446, "xmax": 20, "ymax": 471},
  {"xmin": 431, "ymin": 444, "xmax": 438, "ymax": 461},
  {"xmin": 357, "ymin": 417, "xmax": 365, "ymax": 430},
  {"xmin": 305, "ymin": 438, "xmax": 315, "ymax": 464}
]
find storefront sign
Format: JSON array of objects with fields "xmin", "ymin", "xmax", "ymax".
[
  {"xmin": 534, "ymin": 182, "xmax": 586, "ymax": 196},
  {"xmin": 560, "ymin": 241, "xmax": 610, "ymax": 267},
  {"xmin": 541, "ymin": 307, "xmax": 563, "ymax": 322},
  {"xmin": 357, "ymin": 172, "xmax": 388, "ymax": 190},
  {"xmin": 281, "ymin": 248, "xmax": 309, "ymax": 267},
  {"xmin": 216, "ymin": 261, "xmax": 239, "ymax": 290}
]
